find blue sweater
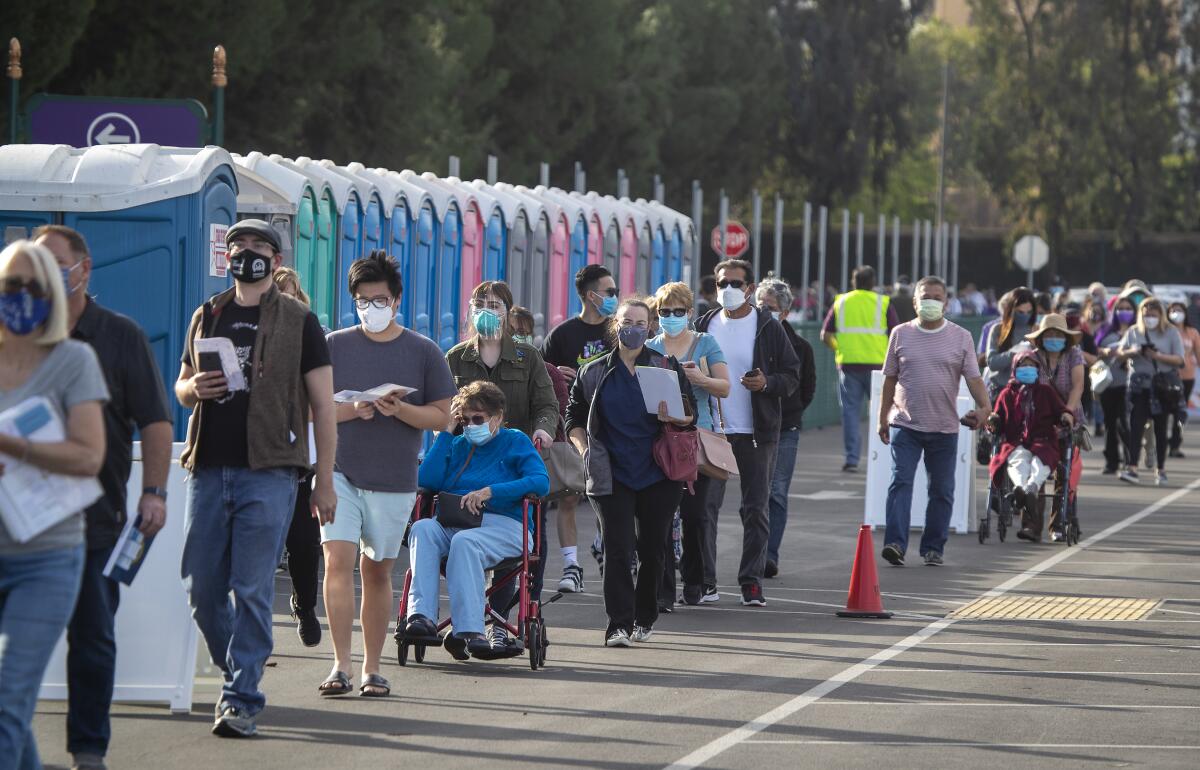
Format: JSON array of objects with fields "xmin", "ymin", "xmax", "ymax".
[{"xmin": 417, "ymin": 428, "xmax": 549, "ymax": 523}]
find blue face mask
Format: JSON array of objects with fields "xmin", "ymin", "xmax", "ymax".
[
  {"xmin": 1042, "ymin": 337, "xmax": 1066, "ymax": 353},
  {"xmin": 472, "ymin": 309, "xmax": 501, "ymax": 337},
  {"xmin": 463, "ymin": 422, "xmax": 496, "ymax": 446},
  {"xmin": 1014, "ymin": 366, "xmax": 1039, "ymax": 385},
  {"xmin": 1013, "ymin": 310, "xmax": 1032, "ymax": 327},
  {"xmin": 659, "ymin": 315, "xmax": 688, "ymax": 336},
  {"xmin": 594, "ymin": 293, "xmax": 618, "ymax": 317},
  {"xmin": 0, "ymin": 289, "xmax": 51, "ymax": 336}
]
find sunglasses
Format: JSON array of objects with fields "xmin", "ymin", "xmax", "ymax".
[
  {"xmin": 1, "ymin": 277, "xmax": 46, "ymax": 298},
  {"xmin": 657, "ymin": 308, "xmax": 688, "ymax": 318},
  {"xmin": 716, "ymin": 279, "xmax": 745, "ymax": 289},
  {"xmin": 591, "ymin": 287, "xmax": 619, "ymax": 298},
  {"xmin": 459, "ymin": 414, "xmax": 490, "ymax": 426}
]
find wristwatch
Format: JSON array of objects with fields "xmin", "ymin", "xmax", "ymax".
[{"xmin": 143, "ymin": 486, "xmax": 168, "ymax": 500}]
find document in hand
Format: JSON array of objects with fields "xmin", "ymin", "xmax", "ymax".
[
  {"xmin": 0, "ymin": 396, "xmax": 103, "ymax": 543},
  {"xmin": 103, "ymin": 513, "xmax": 155, "ymax": 585},
  {"xmin": 194, "ymin": 337, "xmax": 247, "ymax": 391},
  {"xmin": 333, "ymin": 384, "xmax": 417, "ymax": 403},
  {"xmin": 635, "ymin": 366, "xmax": 686, "ymax": 419}
]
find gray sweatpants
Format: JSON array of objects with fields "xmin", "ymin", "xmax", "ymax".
[{"xmin": 700, "ymin": 434, "xmax": 777, "ymax": 588}]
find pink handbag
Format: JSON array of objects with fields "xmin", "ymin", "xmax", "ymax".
[{"xmin": 651, "ymin": 356, "xmax": 699, "ymax": 489}]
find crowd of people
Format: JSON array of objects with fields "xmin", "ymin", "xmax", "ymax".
[{"xmin": 0, "ymin": 220, "xmax": 1193, "ymax": 767}]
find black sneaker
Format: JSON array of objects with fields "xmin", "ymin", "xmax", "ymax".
[
  {"xmin": 922, "ymin": 551, "xmax": 944, "ymax": 567},
  {"xmin": 740, "ymin": 583, "xmax": 766, "ymax": 606},
  {"xmin": 465, "ymin": 633, "xmax": 493, "ymax": 659},
  {"xmin": 443, "ymin": 632, "xmax": 472, "ymax": 661},
  {"xmin": 764, "ymin": 560, "xmax": 779, "ymax": 579},
  {"xmin": 842, "ymin": 463, "xmax": 859, "ymax": 473},
  {"xmin": 881, "ymin": 543, "xmax": 904, "ymax": 566},
  {"xmin": 700, "ymin": 584, "xmax": 720, "ymax": 604},
  {"xmin": 291, "ymin": 595, "xmax": 321, "ymax": 647},
  {"xmin": 404, "ymin": 614, "xmax": 438, "ymax": 639},
  {"xmin": 212, "ymin": 705, "xmax": 257, "ymax": 738},
  {"xmin": 1102, "ymin": 466, "xmax": 1118, "ymax": 475},
  {"xmin": 682, "ymin": 583, "xmax": 703, "ymax": 606},
  {"xmin": 1169, "ymin": 449, "xmax": 1185, "ymax": 459}
]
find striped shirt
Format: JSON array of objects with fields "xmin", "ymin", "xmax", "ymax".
[{"xmin": 883, "ymin": 319, "xmax": 981, "ymax": 434}]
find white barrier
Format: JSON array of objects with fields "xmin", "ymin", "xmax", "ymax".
[
  {"xmin": 38, "ymin": 443, "xmax": 199, "ymax": 713},
  {"xmin": 864, "ymin": 370, "xmax": 977, "ymax": 534}
]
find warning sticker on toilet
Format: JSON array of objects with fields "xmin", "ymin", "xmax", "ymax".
[{"xmin": 209, "ymin": 223, "xmax": 228, "ymax": 278}]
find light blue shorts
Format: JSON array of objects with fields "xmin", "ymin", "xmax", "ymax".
[{"xmin": 321, "ymin": 473, "xmax": 415, "ymax": 561}]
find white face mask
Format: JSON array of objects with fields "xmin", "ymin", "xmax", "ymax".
[
  {"xmin": 917, "ymin": 298, "xmax": 945, "ymax": 322},
  {"xmin": 358, "ymin": 303, "xmax": 395, "ymax": 334},
  {"xmin": 718, "ymin": 286, "xmax": 746, "ymax": 310},
  {"xmin": 1144, "ymin": 315, "xmax": 1160, "ymax": 330},
  {"xmin": 1169, "ymin": 311, "xmax": 1186, "ymax": 325},
  {"xmin": 772, "ymin": 310, "xmax": 784, "ymax": 322}
]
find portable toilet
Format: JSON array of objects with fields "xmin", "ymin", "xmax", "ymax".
[
  {"xmin": 445, "ymin": 177, "xmax": 507, "ymax": 285},
  {"xmin": 533, "ymin": 186, "xmax": 590, "ymax": 317},
  {"xmin": 470, "ymin": 181, "xmax": 534, "ymax": 327},
  {"xmin": 0, "ymin": 143, "xmax": 238, "ymax": 437},
  {"xmin": 400, "ymin": 171, "xmax": 463, "ymax": 351},
  {"xmin": 631, "ymin": 198, "xmax": 669, "ymax": 293},
  {"xmin": 580, "ymin": 192, "xmax": 639, "ymax": 296},
  {"xmin": 571, "ymin": 191, "xmax": 620, "ymax": 284},
  {"xmin": 320, "ymin": 161, "xmax": 387, "ymax": 327},
  {"xmin": 514, "ymin": 186, "xmax": 571, "ymax": 331},
  {"xmin": 646, "ymin": 200, "xmax": 697, "ymax": 288},
  {"xmin": 494, "ymin": 183, "xmax": 552, "ymax": 344},
  {"xmin": 618, "ymin": 197, "xmax": 653, "ymax": 295},
  {"xmin": 377, "ymin": 170, "xmax": 440, "ymax": 341},
  {"xmin": 345, "ymin": 164, "xmax": 420, "ymax": 328}
]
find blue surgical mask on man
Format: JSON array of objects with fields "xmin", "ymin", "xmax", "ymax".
[
  {"xmin": 463, "ymin": 422, "xmax": 496, "ymax": 446},
  {"xmin": 1042, "ymin": 337, "xmax": 1066, "ymax": 353},
  {"xmin": 1014, "ymin": 366, "xmax": 1039, "ymax": 385},
  {"xmin": 593, "ymin": 292, "xmax": 618, "ymax": 317}
]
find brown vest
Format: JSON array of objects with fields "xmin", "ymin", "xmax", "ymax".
[{"xmin": 180, "ymin": 284, "xmax": 312, "ymax": 472}]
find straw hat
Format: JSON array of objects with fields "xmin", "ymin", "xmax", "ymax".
[{"xmin": 1025, "ymin": 312, "xmax": 1081, "ymax": 342}]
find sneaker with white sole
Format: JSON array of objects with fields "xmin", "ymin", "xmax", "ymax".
[
  {"xmin": 558, "ymin": 563, "xmax": 584, "ymax": 593},
  {"xmin": 631, "ymin": 624, "xmax": 653, "ymax": 643},
  {"xmin": 1119, "ymin": 467, "xmax": 1140, "ymax": 484},
  {"xmin": 604, "ymin": 628, "xmax": 632, "ymax": 647},
  {"xmin": 881, "ymin": 543, "xmax": 905, "ymax": 566},
  {"xmin": 700, "ymin": 584, "xmax": 720, "ymax": 603},
  {"xmin": 740, "ymin": 583, "xmax": 766, "ymax": 606},
  {"xmin": 923, "ymin": 551, "xmax": 944, "ymax": 566},
  {"xmin": 212, "ymin": 705, "xmax": 257, "ymax": 738},
  {"xmin": 1156, "ymin": 470, "xmax": 1168, "ymax": 486}
]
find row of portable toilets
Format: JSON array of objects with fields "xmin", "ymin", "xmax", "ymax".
[{"xmin": 0, "ymin": 144, "xmax": 697, "ymax": 436}]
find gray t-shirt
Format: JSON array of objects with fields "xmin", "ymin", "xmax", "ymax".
[
  {"xmin": 0, "ymin": 340, "xmax": 110, "ymax": 554},
  {"xmin": 326, "ymin": 327, "xmax": 457, "ymax": 492},
  {"xmin": 1120, "ymin": 326, "xmax": 1184, "ymax": 381}
]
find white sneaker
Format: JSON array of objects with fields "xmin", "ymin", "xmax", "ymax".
[
  {"xmin": 604, "ymin": 628, "xmax": 632, "ymax": 647},
  {"xmin": 700, "ymin": 585, "xmax": 720, "ymax": 603},
  {"xmin": 558, "ymin": 564, "xmax": 584, "ymax": 593},
  {"xmin": 631, "ymin": 624, "xmax": 653, "ymax": 643}
]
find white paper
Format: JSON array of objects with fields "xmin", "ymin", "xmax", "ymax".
[
  {"xmin": 635, "ymin": 366, "xmax": 686, "ymax": 420},
  {"xmin": 194, "ymin": 337, "xmax": 246, "ymax": 391},
  {"xmin": 333, "ymin": 384, "xmax": 416, "ymax": 404},
  {"xmin": 102, "ymin": 512, "xmax": 153, "ymax": 585},
  {"xmin": 0, "ymin": 396, "xmax": 103, "ymax": 543}
]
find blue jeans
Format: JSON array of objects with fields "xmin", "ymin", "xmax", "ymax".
[
  {"xmin": 767, "ymin": 427, "xmax": 801, "ymax": 565},
  {"xmin": 181, "ymin": 467, "xmax": 297, "ymax": 716},
  {"xmin": 0, "ymin": 544, "xmax": 85, "ymax": 770},
  {"xmin": 67, "ymin": 545, "xmax": 121, "ymax": 756},
  {"xmin": 839, "ymin": 369, "xmax": 872, "ymax": 466},
  {"xmin": 407, "ymin": 514, "xmax": 525, "ymax": 636},
  {"xmin": 884, "ymin": 426, "xmax": 958, "ymax": 557}
]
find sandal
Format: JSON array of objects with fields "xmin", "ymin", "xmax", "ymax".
[
  {"xmin": 359, "ymin": 673, "xmax": 391, "ymax": 698},
  {"xmin": 318, "ymin": 670, "xmax": 352, "ymax": 697}
]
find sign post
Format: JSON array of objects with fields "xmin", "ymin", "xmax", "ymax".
[
  {"xmin": 710, "ymin": 220, "xmax": 749, "ymax": 259},
  {"xmin": 1013, "ymin": 234, "xmax": 1049, "ymax": 290}
]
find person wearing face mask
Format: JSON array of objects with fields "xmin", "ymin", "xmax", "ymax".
[
  {"xmin": 1166, "ymin": 301, "xmax": 1200, "ymax": 459},
  {"xmin": 319, "ymin": 250, "xmax": 456, "ymax": 698},
  {"xmin": 403, "ymin": 381, "xmax": 549, "ymax": 661},
  {"xmin": 1118, "ymin": 298, "xmax": 1185, "ymax": 485},
  {"xmin": 694, "ymin": 260, "xmax": 802, "ymax": 606},
  {"xmin": 645, "ymin": 282, "xmax": 731, "ymax": 606},
  {"xmin": 1096, "ymin": 297, "xmax": 1137, "ymax": 474},
  {"xmin": 540, "ymin": 264, "xmax": 618, "ymax": 594},
  {"xmin": 175, "ymin": 219, "xmax": 337, "ymax": 738},
  {"xmin": 985, "ymin": 287, "xmax": 1037, "ymax": 399},
  {"xmin": 978, "ymin": 290, "xmax": 1014, "ymax": 368},
  {"xmin": 877, "ymin": 276, "xmax": 992, "ymax": 567},
  {"xmin": 821, "ymin": 266, "xmax": 898, "ymax": 473},
  {"xmin": 0, "ymin": 240, "xmax": 108, "ymax": 769},
  {"xmin": 565, "ymin": 298, "xmax": 696, "ymax": 646}
]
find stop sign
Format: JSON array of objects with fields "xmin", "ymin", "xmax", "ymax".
[{"xmin": 711, "ymin": 221, "xmax": 750, "ymax": 258}]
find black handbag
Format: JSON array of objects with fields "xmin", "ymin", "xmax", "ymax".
[{"xmin": 435, "ymin": 447, "xmax": 483, "ymax": 529}]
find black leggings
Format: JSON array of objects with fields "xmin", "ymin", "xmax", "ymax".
[
  {"xmin": 1129, "ymin": 391, "xmax": 1169, "ymax": 471},
  {"xmin": 1101, "ymin": 386, "xmax": 1130, "ymax": 470},
  {"xmin": 286, "ymin": 474, "xmax": 322, "ymax": 611},
  {"xmin": 1169, "ymin": 379, "xmax": 1195, "ymax": 452}
]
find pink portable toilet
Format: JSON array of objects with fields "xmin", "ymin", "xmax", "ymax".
[
  {"xmin": 573, "ymin": 191, "xmax": 623, "ymax": 286},
  {"xmin": 495, "ymin": 183, "xmax": 552, "ymax": 344},
  {"xmin": 515, "ymin": 185, "xmax": 570, "ymax": 331},
  {"xmin": 597, "ymin": 195, "xmax": 640, "ymax": 296}
]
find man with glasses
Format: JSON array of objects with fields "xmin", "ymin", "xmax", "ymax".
[
  {"xmin": 695, "ymin": 260, "xmax": 801, "ymax": 607},
  {"xmin": 320, "ymin": 250, "xmax": 456, "ymax": 698},
  {"xmin": 540, "ymin": 264, "xmax": 618, "ymax": 593}
]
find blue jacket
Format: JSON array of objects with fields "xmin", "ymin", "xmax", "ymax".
[{"xmin": 418, "ymin": 428, "xmax": 549, "ymax": 523}]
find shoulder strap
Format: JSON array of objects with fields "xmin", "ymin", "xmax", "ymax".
[
  {"xmin": 448, "ymin": 446, "xmax": 476, "ymax": 488},
  {"xmin": 684, "ymin": 332, "xmax": 702, "ymax": 362}
]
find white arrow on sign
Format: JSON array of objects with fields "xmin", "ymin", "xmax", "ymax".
[
  {"xmin": 86, "ymin": 112, "xmax": 141, "ymax": 146},
  {"xmin": 95, "ymin": 124, "xmax": 131, "ymax": 144}
]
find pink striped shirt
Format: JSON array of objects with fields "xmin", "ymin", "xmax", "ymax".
[{"xmin": 883, "ymin": 319, "xmax": 981, "ymax": 434}]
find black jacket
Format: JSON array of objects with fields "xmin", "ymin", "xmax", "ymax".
[
  {"xmin": 695, "ymin": 306, "xmax": 802, "ymax": 444},
  {"xmin": 781, "ymin": 320, "xmax": 817, "ymax": 430}
]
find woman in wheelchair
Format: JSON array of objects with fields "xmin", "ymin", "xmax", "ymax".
[
  {"xmin": 988, "ymin": 350, "xmax": 1074, "ymax": 543},
  {"xmin": 403, "ymin": 381, "xmax": 549, "ymax": 661}
]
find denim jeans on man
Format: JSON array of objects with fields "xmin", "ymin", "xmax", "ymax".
[
  {"xmin": 181, "ymin": 467, "xmax": 297, "ymax": 716},
  {"xmin": 767, "ymin": 426, "xmax": 801, "ymax": 565},
  {"xmin": 839, "ymin": 369, "xmax": 872, "ymax": 466},
  {"xmin": 0, "ymin": 544, "xmax": 86, "ymax": 770},
  {"xmin": 884, "ymin": 426, "xmax": 958, "ymax": 557},
  {"xmin": 66, "ymin": 545, "xmax": 121, "ymax": 757},
  {"xmin": 407, "ymin": 514, "xmax": 525, "ymax": 636}
]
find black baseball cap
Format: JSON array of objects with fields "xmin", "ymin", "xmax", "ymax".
[{"xmin": 226, "ymin": 218, "xmax": 282, "ymax": 254}]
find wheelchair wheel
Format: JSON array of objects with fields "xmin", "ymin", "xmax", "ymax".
[
  {"xmin": 978, "ymin": 514, "xmax": 989, "ymax": 544},
  {"xmin": 415, "ymin": 643, "xmax": 427, "ymax": 663},
  {"xmin": 527, "ymin": 622, "xmax": 542, "ymax": 671},
  {"xmin": 397, "ymin": 640, "xmax": 409, "ymax": 667},
  {"xmin": 998, "ymin": 510, "xmax": 1007, "ymax": 542}
]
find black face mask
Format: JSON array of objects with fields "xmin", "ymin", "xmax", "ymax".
[{"xmin": 228, "ymin": 248, "xmax": 273, "ymax": 283}]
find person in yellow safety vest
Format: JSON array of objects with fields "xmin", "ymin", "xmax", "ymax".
[{"xmin": 820, "ymin": 266, "xmax": 899, "ymax": 472}]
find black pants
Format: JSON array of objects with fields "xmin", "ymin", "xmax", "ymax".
[
  {"xmin": 676, "ymin": 474, "xmax": 714, "ymax": 592},
  {"xmin": 286, "ymin": 474, "xmax": 322, "ymax": 611},
  {"xmin": 592, "ymin": 478, "xmax": 683, "ymax": 634},
  {"xmin": 1129, "ymin": 390, "xmax": 1169, "ymax": 471},
  {"xmin": 1101, "ymin": 386, "xmax": 1130, "ymax": 470},
  {"xmin": 729, "ymin": 435, "xmax": 776, "ymax": 587},
  {"xmin": 67, "ymin": 545, "xmax": 120, "ymax": 756},
  {"xmin": 489, "ymin": 502, "xmax": 548, "ymax": 618},
  {"xmin": 1170, "ymin": 379, "xmax": 1194, "ymax": 452}
]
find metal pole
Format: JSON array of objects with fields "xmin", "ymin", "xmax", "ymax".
[
  {"xmin": 935, "ymin": 60, "xmax": 950, "ymax": 267},
  {"xmin": 951, "ymin": 224, "xmax": 960, "ymax": 291},
  {"xmin": 877, "ymin": 213, "xmax": 886, "ymax": 286},
  {"xmin": 539, "ymin": 162, "xmax": 550, "ymax": 188},
  {"xmin": 840, "ymin": 208, "xmax": 850, "ymax": 293},
  {"xmin": 855, "ymin": 211, "xmax": 864, "ymax": 268},
  {"xmin": 911, "ymin": 218, "xmax": 920, "ymax": 281},
  {"xmin": 7, "ymin": 39, "xmax": 21, "ymax": 145},
  {"xmin": 924, "ymin": 220, "xmax": 933, "ymax": 276},
  {"xmin": 211, "ymin": 45, "xmax": 226, "ymax": 146},
  {"xmin": 486, "ymin": 155, "xmax": 498, "ymax": 185},
  {"xmin": 718, "ymin": 189, "xmax": 729, "ymax": 257},
  {"xmin": 891, "ymin": 216, "xmax": 901, "ymax": 286},
  {"xmin": 751, "ymin": 189, "xmax": 762, "ymax": 280},
  {"xmin": 574, "ymin": 162, "xmax": 585, "ymax": 193},
  {"xmin": 653, "ymin": 174, "xmax": 664, "ymax": 203},
  {"xmin": 1027, "ymin": 238, "xmax": 1034, "ymax": 290},
  {"xmin": 817, "ymin": 206, "xmax": 828, "ymax": 316},
  {"xmin": 801, "ymin": 201, "xmax": 812, "ymax": 320},
  {"xmin": 773, "ymin": 194, "xmax": 784, "ymax": 280},
  {"xmin": 449, "ymin": 155, "xmax": 461, "ymax": 178},
  {"xmin": 942, "ymin": 223, "xmax": 950, "ymax": 280},
  {"xmin": 691, "ymin": 180, "xmax": 703, "ymax": 294},
  {"xmin": 617, "ymin": 168, "xmax": 627, "ymax": 198}
]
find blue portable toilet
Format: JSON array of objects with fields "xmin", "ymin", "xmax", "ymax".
[
  {"xmin": 646, "ymin": 201, "xmax": 696, "ymax": 289},
  {"xmin": 380, "ymin": 170, "xmax": 440, "ymax": 341},
  {"xmin": 345, "ymin": 164, "xmax": 419, "ymax": 328},
  {"xmin": 471, "ymin": 180, "xmax": 534, "ymax": 332},
  {"xmin": 631, "ymin": 198, "xmax": 668, "ymax": 292},
  {"xmin": 446, "ymin": 177, "xmax": 507, "ymax": 285},
  {"xmin": 0, "ymin": 143, "xmax": 238, "ymax": 438},
  {"xmin": 495, "ymin": 183, "xmax": 554, "ymax": 345},
  {"xmin": 532, "ymin": 186, "xmax": 589, "ymax": 317},
  {"xmin": 400, "ymin": 170, "xmax": 462, "ymax": 351},
  {"xmin": 571, "ymin": 191, "xmax": 621, "ymax": 286},
  {"xmin": 319, "ymin": 160, "xmax": 387, "ymax": 328}
]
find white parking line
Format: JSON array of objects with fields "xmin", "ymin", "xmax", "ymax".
[
  {"xmin": 811, "ymin": 702, "xmax": 1200, "ymax": 708},
  {"xmin": 741, "ymin": 741, "xmax": 1200, "ymax": 749},
  {"xmin": 862, "ymin": 668, "xmax": 1200, "ymax": 675},
  {"xmin": 664, "ymin": 477, "xmax": 1200, "ymax": 770}
]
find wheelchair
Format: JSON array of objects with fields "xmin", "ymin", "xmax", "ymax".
[
  {"xmin": 980, "ymin": 425, "xmax": 1080, "ymax": 546},
  {"xmin": 393, "ymin": 491, "xmax": 550, "ymax": 670}
]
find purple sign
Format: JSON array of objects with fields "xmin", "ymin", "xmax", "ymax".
[{"xmin": 27, "ymin": 94, "xmax": 209, "ymax": 148}]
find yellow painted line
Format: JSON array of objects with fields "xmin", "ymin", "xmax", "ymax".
[{"xmin": 948, "ymin": 595, "xmax": 1160, "ymax": 621}]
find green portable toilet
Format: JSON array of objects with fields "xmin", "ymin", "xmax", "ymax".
[{"xmin": 267, "ymin": 154, "xmax": 339, "ymax": 326}]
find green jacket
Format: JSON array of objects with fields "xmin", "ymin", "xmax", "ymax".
[{"xmin": 446, "ymin": 335, "xmax": 560, "ymax": 438}]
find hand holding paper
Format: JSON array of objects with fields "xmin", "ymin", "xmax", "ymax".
[
  {"xmin": 635, "ymin": 366, "xmax": 685, "ymax": 420},
  {"xmin": 333, "ymin": 384, "xmax": 417, "ymax": 404}
]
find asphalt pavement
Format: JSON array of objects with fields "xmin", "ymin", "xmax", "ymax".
[{"xmin": 32, "ymin": 423, "xmax": 1200, "ymax": 769}]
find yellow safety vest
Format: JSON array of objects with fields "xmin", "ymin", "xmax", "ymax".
[{"xmin": 832, "ymin": 290, "xmax": 890, "ymax": 366}]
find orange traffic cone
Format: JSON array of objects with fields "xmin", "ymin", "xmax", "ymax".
[{"xmin": 836, "ymin": 525, "xmax": 893, "ymax": 619}]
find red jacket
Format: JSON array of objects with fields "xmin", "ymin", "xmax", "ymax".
[{"xmin": 989, "ymin": 381, "xmax": 1067, "ymax": 484}]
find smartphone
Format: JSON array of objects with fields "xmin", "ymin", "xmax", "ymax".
[
  {"xmin": 681, "ymin": 361, "xmax": 698, "ymax": 369},
  {"xmin": 744, "ymin": 368, "xmax": 762, "ymax": 378},
  {"xmin": 198, "ymin": 351, "xmax": 223, "ymax": 374}
]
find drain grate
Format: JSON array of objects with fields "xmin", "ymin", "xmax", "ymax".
[{"xmin": 949, "ymin": 595, "xmax": 1161, "ymax": 621}]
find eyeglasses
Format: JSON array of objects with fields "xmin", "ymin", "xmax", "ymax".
[
  {"xmin": 657, "ymin": 307, "xmax": 688, "ymax": 318},
  {"xmin": 1, "ymin": 277, "xmax": 46, "ymax": 298},
  {"xmin": 716, "ymin": 279, "xmax": 745, "ymax": 289},
  {"xmin": 470, "ymin": 299, "xmax": 507, "ymax": 313},
  {"xmin": 459, "ymin": 413, "xmax": 490, "ymax": 425},
  {"xmin": 353, "ymin": 297, "xmax": 392, "ymax": 310},
  {"xmin": 591, "ymin": 287, "xmax": 619, "ymax": 298}
]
